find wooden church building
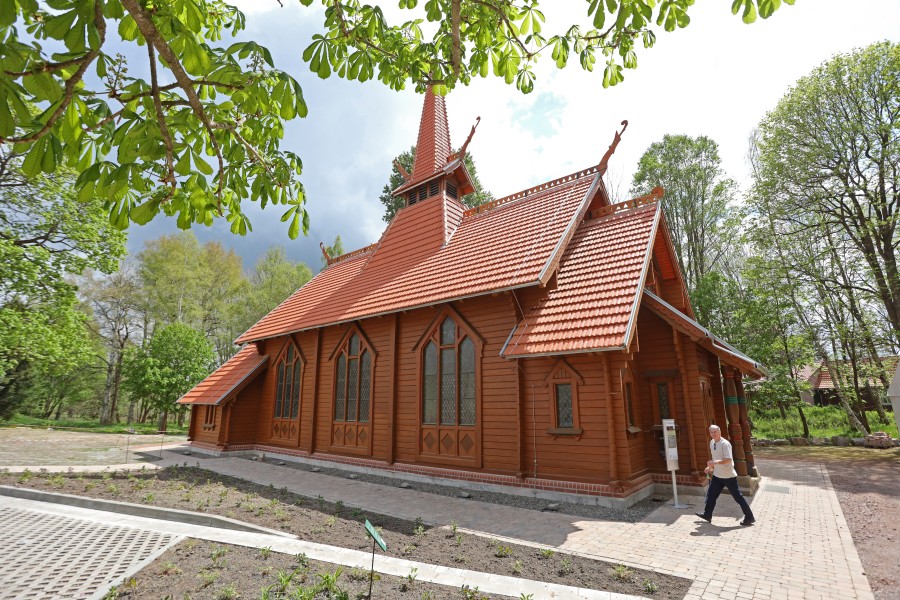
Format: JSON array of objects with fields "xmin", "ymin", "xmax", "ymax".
[{"xmin": 179, "ymin": 90, "xmax": 764, "ymax": 506}]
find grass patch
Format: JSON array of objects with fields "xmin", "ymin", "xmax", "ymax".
[
  {"xmin": 0, "ymin": 414, "xmax": 188, "ymax": 435},
  {"xmin": 750, "ymin": 406, "xmax": 898, "ymax": 439}
]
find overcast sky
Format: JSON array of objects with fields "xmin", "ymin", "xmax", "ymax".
[{"xmin": 123, "ymin": 0, "xmax": 900, "ymax": 272}]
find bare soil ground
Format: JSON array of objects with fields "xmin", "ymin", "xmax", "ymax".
[
  {"xmin": 118, "ymin": 538, "xmax": 510, "ymax": 600},
  {"xmin": 0, "ymin": 466, "xmax": 688, "ymax": 599},
  {"xmin": 0, "ymin": 427, "xmax": 184, "ymax": 466},
  {"xmin": 755, "ymin": 446, "xmax": 900, "ymax": 600}
]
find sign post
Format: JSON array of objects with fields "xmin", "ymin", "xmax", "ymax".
[
  {"xmin": 364, "ymin": 519, "xmax": 386, "ymax": 598},
  {"xmin": 662, "ymin": 419, "xmax": 688, "ymax": 508}
]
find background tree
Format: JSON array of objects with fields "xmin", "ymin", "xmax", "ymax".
[
  {"xmin": 136, "ymin": 232, "xmax": 247, "ymax": 362},
  {"xmin": 379, "ymin": 146, "xmax": 493, "ymax": 222},
  {"xmin": 755, "ymin": 41, "xmax": 900, "ymax": 347},
  {"xmin": 630, "ymin": 134, "xmax": 738, "ymax": 307},
  {"xmin": 80, "ymin": 266, "xmax": 143, "ymax": 425},
  {"xmin": 122, "ymin": 322, "xmax": 214, "ymax": 431},
  {"xmin": 0, "ymin": 145, "xmax": 125, "ymax": 420},
  {"xmin": 320, "ymin": 235, "xmax": 345, "ymax": 269},
  {"xmin": 229, "ymin": 246, "xmax": 314, "ymax": 340},
  {"xmin": 1, "ymin": 1, "xmax": 791, "ymax": 238}
]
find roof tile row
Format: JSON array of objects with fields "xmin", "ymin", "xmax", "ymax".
[{"xmin": 502, "ymin": 203, "xmax": 659, "ymax": 357}]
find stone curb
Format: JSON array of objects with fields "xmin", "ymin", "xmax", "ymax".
[{"xmin": 0, "ymin": 485, "xmax": 295, "ymax": 538}]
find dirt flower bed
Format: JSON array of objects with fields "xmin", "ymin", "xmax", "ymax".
[
  {"xmin": 115, "ymin": 538, "xmax": 508, "ymax": 600},
  {"xmin": 1, "ymin": 466, "xmax": 690, "ymax": 599}
]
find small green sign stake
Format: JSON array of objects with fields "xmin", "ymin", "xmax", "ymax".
[
  {"xmin": 365, "ymin": 519, "xmax": 386, "ymax": 551},
  {"xmin": 364, "ymin": 519, "xmax": 386, "ymax": 598}
]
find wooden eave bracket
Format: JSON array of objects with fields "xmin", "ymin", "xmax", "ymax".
[{"xmin": 456, "ymin": 115, "xmax": 480, "ymax": 161}]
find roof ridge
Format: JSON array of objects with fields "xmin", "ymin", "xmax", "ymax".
[
  {"xmin": 327, "ymin": 242, "xmax": 378, "ymax": 267},
  {"xmin": 588, "ymin": 186, "xmax": 664, "ymax": 220},
  {"xmin": 463, "ymin": 165, "xmax": 601, "ymax": 217}
]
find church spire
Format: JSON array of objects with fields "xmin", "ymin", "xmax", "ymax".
[
  {"xmin": 411, "ymin": 87, "xmax": 452, "ymax": 181},
  {"xmin": 391, "ymin": 87, "xmax": 476, "ymax": 210}
]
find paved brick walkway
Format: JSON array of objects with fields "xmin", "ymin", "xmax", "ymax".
[{"xmin": 159, "ymin": 452, "xmax": 873, "ymax": 600}]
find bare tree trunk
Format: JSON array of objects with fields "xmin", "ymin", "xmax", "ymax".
[
  {"xmin": 157, "ymin": 409, "xmax": 168, "ymax": 433},
  {"xmin": 796, "ymin": 404, "xmax": 810, "ymax": 438},
  {"xmin": 776, "ymin": 400, "xmax": 787, "ymax": 419},
  {"xmin": 822, "ymin": 355, "xmax": 869, "ymax": 435},
  {"xmin": 109, "ymin": 349, "xmax": 124, "ymax": 424},
  {"xmin": 100, "ymin": 355, "xmax": 116, "ymax": 425}
]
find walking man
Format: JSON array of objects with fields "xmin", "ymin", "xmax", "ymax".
[{"xmin": 696, "ymin": 424, "xmax": 756, "ymax": 526}]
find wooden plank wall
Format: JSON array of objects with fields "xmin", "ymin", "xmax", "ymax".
[
  {"xmin": 228, "ymin": 377, "xmax": 263, "ymax": 445},
  {"xmin": 517, "ymin": 353, "xmax": 612, "ymax": 483},
  {"xmin": 606, "ymin": 351, "xmax": 643, "ymax": 482},
  {"xmin": 632, "ymin": 307, "xmax": 686, "ymax": 475},
  {"xmin": 190, "ymin": 409, "xmax": 218, "ymax": 445},
  {"xmin": 675, "ymin": 331, "xmax": 704, "ymax": 474},
  {"xmin": 216, "ymin": 292, "xmax": 724, "ymax": 488}
]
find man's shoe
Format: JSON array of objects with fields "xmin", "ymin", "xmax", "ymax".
[
  {"xmin": 740, "ymin": 518, "xmax": 756, "ymax": 526},
  {"xmin": 695, "ymin": 512, "xmax": 711, "ymax": 523}
]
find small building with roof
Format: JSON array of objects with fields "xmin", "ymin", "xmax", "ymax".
[{"xmin": 178, "ymin": 90, "xmax": 763, "ymax": 505}]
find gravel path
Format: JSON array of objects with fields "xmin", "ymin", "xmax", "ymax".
[{"xmin": 254, "ymin": 454, "xmax": 662, "ymax": 523}]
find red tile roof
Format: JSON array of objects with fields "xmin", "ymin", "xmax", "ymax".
[
  {"xmin": 237, "ymin": 167, "xmax": 602, "ymax": 343},
  {"xmin": 501, "ymin": 203, "xmax": 660, "ymax": 357},
  {"xmin": 177, "ymin": 344, "xmax": 268, "ymax": 405},
  {"xmin": 801, "ymin": 357, "xmax": 899, "ymax": 389}
]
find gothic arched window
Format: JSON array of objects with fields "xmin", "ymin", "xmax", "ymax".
[
  {"xmin": 274, "ymin": 343, "xmax": 302, "ymax": 420},
  {"xmin": 422, "ymin": 316, "xmax": 477, "ymax": 427},
  {"xmin": 334, "ymin": 333, "xmax": 372, "ymax": 423}
]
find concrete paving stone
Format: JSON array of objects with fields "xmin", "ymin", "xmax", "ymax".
[{"xmin": 0, "ymin": 504, "xmax": 179, "ymax": 600}]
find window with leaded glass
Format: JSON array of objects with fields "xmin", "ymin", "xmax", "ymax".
[
  {"xmin": 274, "ymin": 343, "xmax": 302, "ymax": 419},
  {"xmin": 421, "ymin": 315, "xmax": 477, "ymax": 427},
  {"xmin": 555, "ymin": 383, "xmax": 573, "ymax": 428},
  {"xmin": 544, "ymin": 359, "xmax": 583, "ymax": 435},
  {"xmin": 333, "ymin": 333, "xmax": 371, "ymax": 423},
  {"xmin": 656, "ymin": 383, "xmax": 670, "ymax": 420}
]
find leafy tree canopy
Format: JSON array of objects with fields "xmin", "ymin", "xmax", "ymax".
[
  {"xmin": 754, "ymin": 41, "xmax": 900, "ymax": 342},
  {"xmin": 231, "ymin": 245, "xmax": 313, "ymax": 338},
  {"xmin": 0, "ymin": 144, "xmax": 125, "ymax": 417},
  {"xmin": 630, "ymin": 134, "xmax": 737, "ymax": 298},
  {"xmin": 379, "ymin": 145, "xmax": 492, "ymax": 222},
  {"xmin": 0, "ymin": 146, "xmax": 126, "ymax": 301},
  {"xmin": 1, "ymin": 1, "xmax": 791, "ymax": 239},
  {"xmin": 122, "ymin": 321, "xmax": 214, "ymax": 417}
]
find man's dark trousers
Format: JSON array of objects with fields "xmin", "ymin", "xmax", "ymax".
[{"xmin": 703, "ymin": 475, "xmax": 754, "ymax": 520}]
